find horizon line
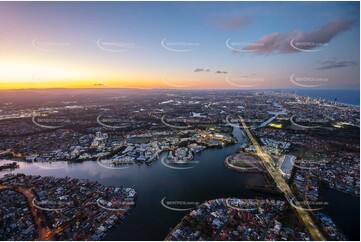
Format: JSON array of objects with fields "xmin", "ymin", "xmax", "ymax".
[{"xmin": 0, "ymin": 87, "xmax": 360, "ymax": 92}]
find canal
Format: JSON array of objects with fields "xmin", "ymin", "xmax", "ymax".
[{"xmin": 0, "ymin": 127, "xmax": 359, "ymax": 240}]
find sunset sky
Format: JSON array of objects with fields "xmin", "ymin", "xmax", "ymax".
[{"xmin": 0, "ymin": 1, "xmax": 359, "ymax": 90}]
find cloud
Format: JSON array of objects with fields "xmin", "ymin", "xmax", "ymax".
[
  {"xmin": 239, "ymin": 18, "xmax": 355, "ymax": 54},
  {"xmin": 194, "ymin": 68, "xmax": 226, "ymax": 74},
  {"xmin": 209, "ymin": 15, "xmax": 253, "ymax": 30},
  {"xmin": 194, "ymin": 68, "xmax": 211, "ymax": 72},
  {"xmin": 317, "ymin": 60, "xmax": 358, "ymax": 70},
  {"xmin": 194, "ymin": 68, "xmax": 204, "ymax": 72}
]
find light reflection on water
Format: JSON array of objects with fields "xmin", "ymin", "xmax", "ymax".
[
  {"xmin": 1, "ymin": 127, "xmax": 268, "ymax": 240},
  {"xmin": 3, "ymin": 127, "xmax": 358, "ymax": 240}
]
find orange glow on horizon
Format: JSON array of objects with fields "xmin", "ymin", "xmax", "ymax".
[{"xmin": 0, "ymin": 60, "xmax": 292, "ymax": 90}]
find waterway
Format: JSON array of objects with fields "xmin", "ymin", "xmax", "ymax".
[
  {"xmin": 0, "ymin": 126, "xmax": 359, "ymax": 240},
  {"xmin": 319, "ymin": 187, "xmax": 360, "ymax": 241},
  {"xmin": 259, "ymin": 102, "xmax": 287, "ymax": 128},
  {"xmin": 0, "ymin": 127, "xmax": 267, "ymax": 240}
]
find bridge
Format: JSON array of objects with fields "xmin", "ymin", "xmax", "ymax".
[{"xmin": 239, "ymin": 115, "xmax": 325, "ymax": 241}]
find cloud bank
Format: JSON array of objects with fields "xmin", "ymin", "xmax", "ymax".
[
  {"xmin": 240, "ymin": 18, "xmax": 355, "ymax": 54},
  {"xmin": 317, "ymin": 60, "xmax": 358, "ymax": 70}
]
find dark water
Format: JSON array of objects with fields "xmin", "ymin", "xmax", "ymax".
[
  {"xmin": 0, "ymin": 128, "xmax": 267, "ymax": 240},
  {"xmin": 278, "ymin": 89, "xmax": 360, "ymax": 106},
  {"xmin": 1, "ymin": 127, "xmax": 359, "ymax": 240},
  {"xmin": 320, "ymin": 187, "xmax": 360, "ymax": 241}
]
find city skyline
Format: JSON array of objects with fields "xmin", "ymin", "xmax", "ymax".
[{"xmin": 0, "ymin": 1, "xmax": 359, "ymax": 90}]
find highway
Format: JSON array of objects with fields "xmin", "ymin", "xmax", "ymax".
[{"xmin": 238, "ymin": 115, "xmax": 326, "ymax": 241}]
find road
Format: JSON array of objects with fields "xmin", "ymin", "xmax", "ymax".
[
  {"xmin": 0, "ymin": 184, "xmax": 75, "ymax": 240},
  {"xmin": 0, "ymin": 185, "xmax": 52, "ymax": 240},
  {"xmin": 238, "ymin": 115, "xmax": 326, "ymax": 241}
]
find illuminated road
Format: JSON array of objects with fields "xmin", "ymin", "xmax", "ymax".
[
  {"xmin": 239, "ymin": 115, "xmax": 326, "ymax": 241},
  {"xmin": 0, "ymin": 185, "xmax": 65, "ymax": 240},
  {"xmin": 0, "ymin": 185, "xmax": 52, "ymax": 240}
]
